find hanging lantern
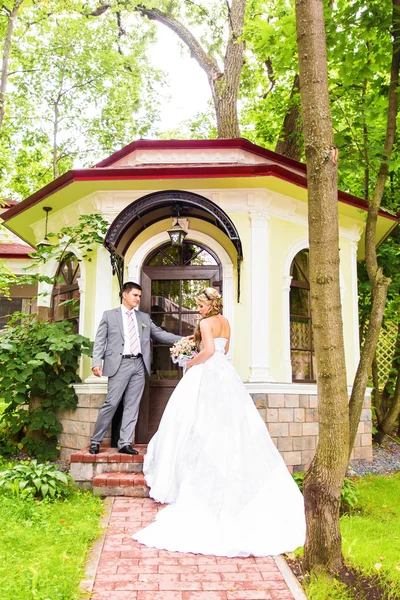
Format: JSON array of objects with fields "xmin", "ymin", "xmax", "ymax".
[
  {"xmin": 167, "ymin": 221, "xmax": 187, "ymax": 247},
  {"xmin": 37, "ymin": 206, "xmax": 53, "ymax": 248}
]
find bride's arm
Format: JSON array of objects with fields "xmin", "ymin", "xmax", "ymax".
[
  {"xmin": 224, "ymin": 321, "xmax": 231, "ymax": 354},
  {"xmin": 186, "ymin": 320, "xmax": 215, "ymax": 369}
]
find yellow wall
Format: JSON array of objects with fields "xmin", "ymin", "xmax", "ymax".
[{"xmin": 78, "ymin": 198, "xmax": 361, "ymax": 385}]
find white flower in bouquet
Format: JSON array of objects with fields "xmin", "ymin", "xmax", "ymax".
[{"xmin": 170, "ymin": 338, "xmax": 197, "ymax": 368}]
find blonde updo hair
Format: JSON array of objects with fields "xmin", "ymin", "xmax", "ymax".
[{"xmin": 193, "ymin": 287, "xmax": 223, "ymax": 350}]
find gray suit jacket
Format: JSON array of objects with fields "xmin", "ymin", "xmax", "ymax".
[{"xmin": 92, "ymin": 308, "xmax": 182, "ymax": 377}]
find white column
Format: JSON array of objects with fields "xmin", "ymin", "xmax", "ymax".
[
  {"xmin": 37, "ymin": 259, "xmax": 57, "ymax": 307},
  {"xmin": 249, "ymin": 210, "xmax": 271, "ymax": 382},
  {"xmin": 85, "ymin": 247, "xmax": 113, "ymax": 384},
  {"xmin": 93, "ymin": 246, "xmax": 113, "ymax": 332}
]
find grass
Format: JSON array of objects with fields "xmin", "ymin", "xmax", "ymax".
[
  {"xmin": 302, "ymin": 472, "xmax": 400, "ymax": 600},
  {"xmin": 305, "ymin": 572, "xmax": 353, "ymax": 600},
  {"xmin": 341, "ymin": 472, "xmax": 400, "ymax": 599},
  {"xmin": 0, "ymin": 488, "xmax": 104, "ymax": 600}
]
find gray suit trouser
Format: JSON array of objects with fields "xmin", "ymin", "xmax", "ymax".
[{"xmin": 91, "ymin": 357, "xmax": 145, "ymax": 449}]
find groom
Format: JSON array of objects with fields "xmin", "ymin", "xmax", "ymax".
[{"xmin": 89, "ymin": 281, "xmax": 182, "ymax": 455}]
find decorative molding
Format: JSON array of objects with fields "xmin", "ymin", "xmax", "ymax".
[
  {"xmin": 77, "ymin": 277, "xmax": 86, "ymax": 294},
  {"xmin": 75, "ymin": 379, "xmax": 109, "ymax": 393},
  {"xmin": 249, "ymin": 367, "xmax": 272, "ymax": 383},
  {"xmin": 74, "ymin": 378, "xmax": 372, "ymax": 398},
  {"xmin": 245, "ymin": 382, "xmax": 372, "ymax": 397},
  {"xmin": 249, "ymin": 208, "xmax": 271, "ymax": 227},
  {"xmin": 282, "ymin": 274, "xmax": 292, "ymax": 293},
  {"xmin": 105, "ymin": 191, "xmax": 243, "ymax": 261},
  {"xmin": 109, "ymin": 147, "xmax": 270, "ymax": 168}
]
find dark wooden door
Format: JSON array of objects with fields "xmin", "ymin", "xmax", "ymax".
[{"xmin": 135, "ymin": 264, "xmax": 221, "ymax": 442}]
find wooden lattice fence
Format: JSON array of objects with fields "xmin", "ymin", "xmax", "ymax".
[{"xmin": 375, "ymin": 320, "xmax": 398, "ymax": 386}]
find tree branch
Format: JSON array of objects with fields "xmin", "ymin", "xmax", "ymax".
[
  {"xmin": 262, "ymin": 58, "xmax": 275, "ymax": 99},
  {"xmin": 135, "ymin": 5, "xmax": 221, "ymax": 79},
  {"xmin": 84, "ymin": 1, "xmax": 111, "ymax": 18},
  {"xmin": 0, "ymin": 0, "xmax": 25, "ymax": 131}
]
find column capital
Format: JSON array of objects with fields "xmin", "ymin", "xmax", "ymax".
[{"xmin": 249, "ymin": 209, "xmax": 271, "ymax": 227}]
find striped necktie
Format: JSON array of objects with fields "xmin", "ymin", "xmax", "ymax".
[{"xmin": 127, "ymin": 310, "xmax": 140, "ymax": 355}]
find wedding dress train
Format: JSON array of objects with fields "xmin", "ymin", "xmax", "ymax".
[{"xmin": 132, "ymin": 338, "xmax": 306, "ymax": 557}]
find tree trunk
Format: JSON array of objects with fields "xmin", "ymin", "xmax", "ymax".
[
  {"xmin": 275, "ymin": 73, "xmax": 303, "ymax": 160},
  {"xmin": 295, "ymin": 0, "xmax": 350, "ymax": 573},
  {"xmin": 0, "ymin": 0, "xmax": 25, "ymax": 131},
  {"xmin": 136, "ymin": 1, "xmax": 246, "ymax": 138},
  {"xmin": 348, "ymin": 0, "xmax": 400, "ymax": 456}
]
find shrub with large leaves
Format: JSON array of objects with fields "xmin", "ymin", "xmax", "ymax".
[
  {"xmin": 0, "ymin": 315, "xmax": 92, "ymax": 459},
  {"xmin": 0, "ymin": 460, "xmax": 73, "ymax": 499}
]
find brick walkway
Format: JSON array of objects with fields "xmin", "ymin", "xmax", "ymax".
[{"xmin": 88, "ymin": 497, "xmax": 298, "ymax": 600}]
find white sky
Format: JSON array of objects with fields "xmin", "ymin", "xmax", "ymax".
[{"xmin": 148, "ymin": 25, "xmax": 212, "ymax": 132}]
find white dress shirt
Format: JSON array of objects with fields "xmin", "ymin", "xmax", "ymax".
[{"xmin": 121, "ymin": 304, "xmax": 142, "ymax": 355}]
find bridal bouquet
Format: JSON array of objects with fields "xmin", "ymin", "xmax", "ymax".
[{"xmin": 170, "ymin": 338, "xmax": 197, "ymax": 370}]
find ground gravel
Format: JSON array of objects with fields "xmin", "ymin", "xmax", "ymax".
[{"xmin": 349, "ymin": 437, "xmax": 400, "ymax": 477}]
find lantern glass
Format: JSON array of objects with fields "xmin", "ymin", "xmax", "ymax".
[{"xmin": 167, "ymin": 223, "xmax": 187, "ymax": 247}]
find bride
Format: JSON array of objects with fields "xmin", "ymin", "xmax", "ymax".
[{"xmin": 132, "ymin": 287, "xmax": 306, "ymax": 557}]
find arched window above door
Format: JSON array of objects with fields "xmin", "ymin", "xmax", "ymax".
[
  {"xmin": 51, "ymin": 254, "xmax": 80, "ymax": 330},
  {"xmin": 143, "ymin": 240, "xmax": 221, "ymax": 329},
  {"xmin": 290, "ymin": 249, "xmax": 315, "ymax": 381},
  {"xmin": 146, "ymin": 241, "xmax": 218, "ymax": 267}
]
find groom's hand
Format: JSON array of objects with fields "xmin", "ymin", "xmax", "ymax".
[{"xmin": 92, "ymin": 366, "xmax": 103, "ymax": 377}]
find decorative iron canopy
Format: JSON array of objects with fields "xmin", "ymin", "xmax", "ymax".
[{"xmin": 104, "ymin": 191, "xmax": 244, "ymax": 301}]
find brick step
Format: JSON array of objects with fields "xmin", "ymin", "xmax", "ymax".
[
  {"xmin": 92, "ymin": 471, "xmax": 149, "ymax": 497},
  {"xmin": 70, "ymin": 445, "xmax": 147, "ymax": 489}
]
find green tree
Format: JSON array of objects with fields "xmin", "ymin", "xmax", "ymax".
[
  {"xmin": 1, "ymin": 0, "xmax": 160, "ymax": 198},
  {"xmin": 295, "ymin": 0, "xmax": 400, "ymax": 574}
]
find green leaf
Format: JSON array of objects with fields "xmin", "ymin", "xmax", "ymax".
[{"xmin": 55, "ymin": 471, "xmax": 68, "ymax": 485}]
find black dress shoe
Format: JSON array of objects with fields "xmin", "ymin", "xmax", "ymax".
[
  {"xmin": 89, "ymin": 442, "xmax": 100, "ymax": 455},
  {"xmin": 118, "ymin": 445, "xmax": 138, "ymax": 455}
]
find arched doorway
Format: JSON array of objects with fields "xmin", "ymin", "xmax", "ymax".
[
  {"xmin": 104, "ymin": 189, "xmax": 243, "ymax": 444},
  {"xmin": 135, "ymin": 240, "xmax": 222, "ymax": 442}
]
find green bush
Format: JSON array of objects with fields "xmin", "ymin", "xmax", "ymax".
[
  {"xmin": 0, "ymin": 460, "xmax": 74, "ymax": 500},
  {"xmin": 0, "ymin": 315, "xmax": 92, "ymax": 460},
  {"xmin": 293, "ymin": 471, "xmax": 358, "ymax": 509}
]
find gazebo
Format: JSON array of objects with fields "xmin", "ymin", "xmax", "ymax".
[{"xmin": 2, "ymin": 138, "xmax": 397, "ymax": 470}]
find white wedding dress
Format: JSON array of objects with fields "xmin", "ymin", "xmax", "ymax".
[{"xmin": 132, "ymin": 338, "xmax": 306, "ymax": 557}]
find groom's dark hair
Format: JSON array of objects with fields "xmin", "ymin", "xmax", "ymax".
[{"xmin": 122, "ymin": 282, "xmax": 142, "ymax": 293}]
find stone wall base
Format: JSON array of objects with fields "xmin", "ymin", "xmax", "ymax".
[
  {"xmin": 252, "ymin": 392, "xmax": 372, "ymax": 472},
  {"xmin": 58, "ymin": 390, "xmax": 373, "ymax": 470}
]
